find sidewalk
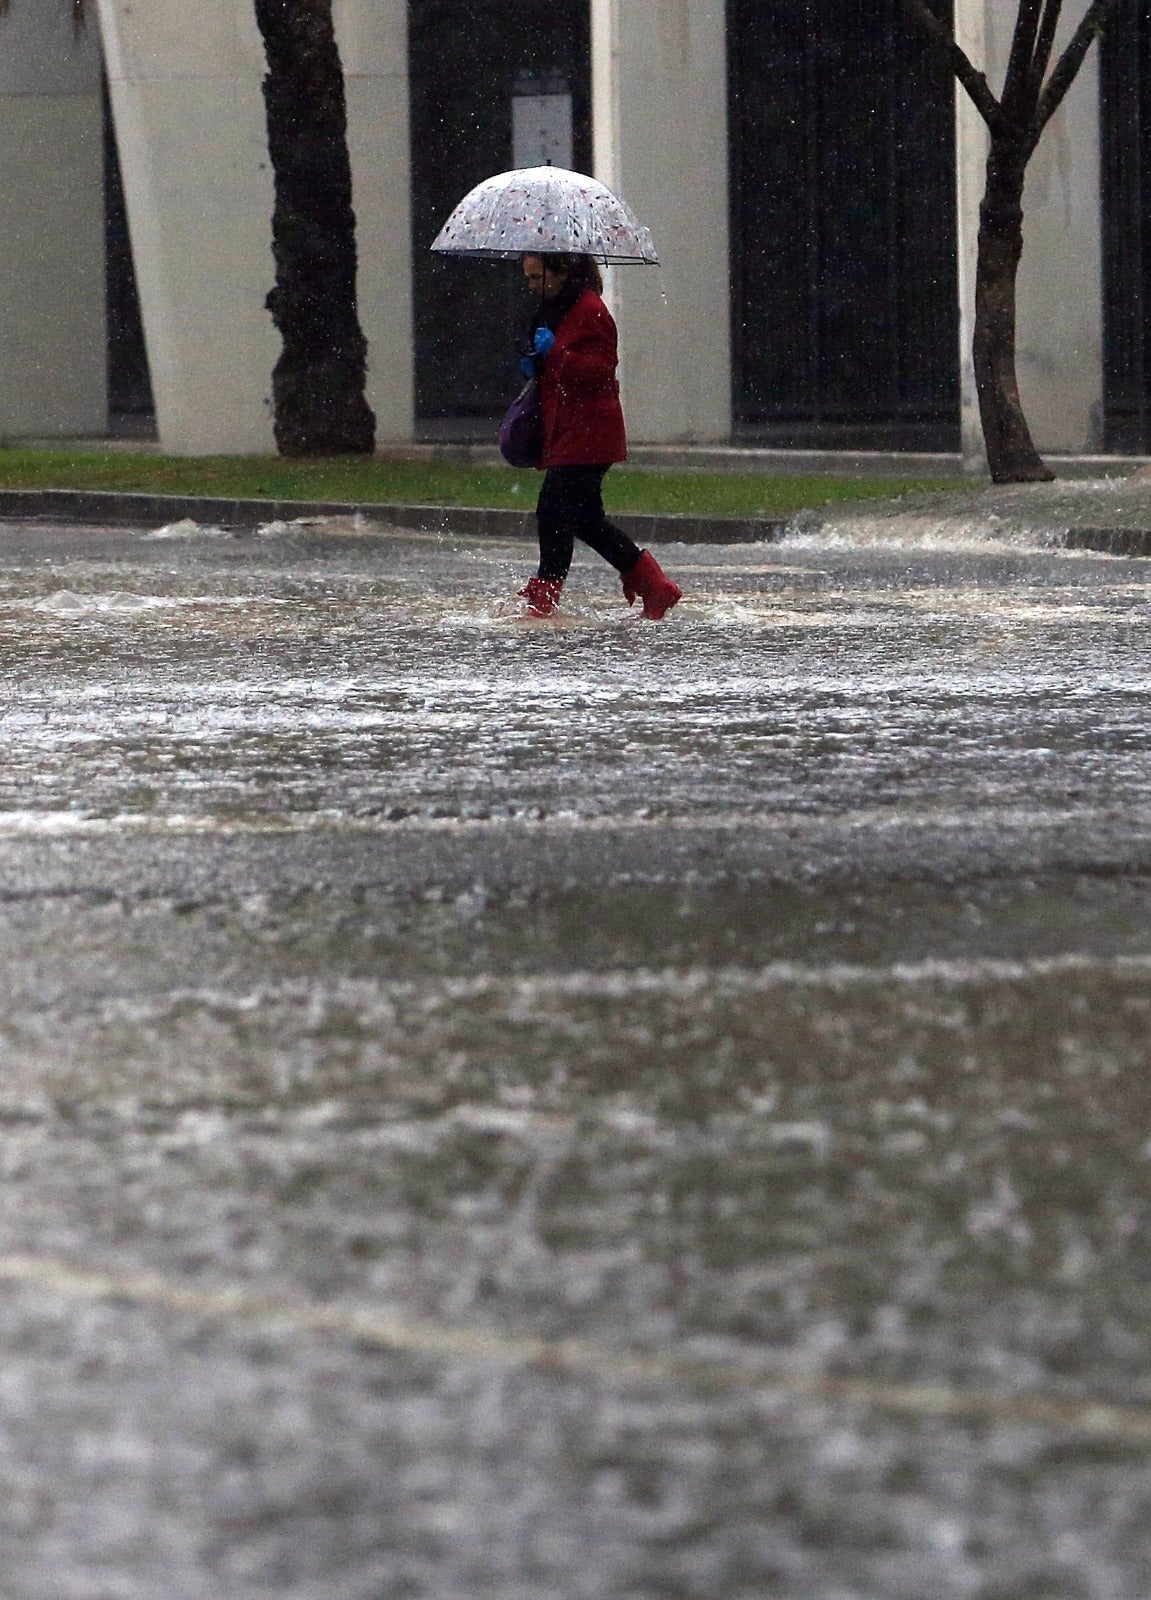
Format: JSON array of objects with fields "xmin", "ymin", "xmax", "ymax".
[{"xmin": 2, "ymin": 453, "xmax": 1151, "ymax": 552}]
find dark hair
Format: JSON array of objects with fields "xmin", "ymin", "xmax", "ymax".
[
  {"xmin": 523, "ymin": 252, "xmax": 605, "ymax": 340},
  {"xmin": 535, "ymin": 253, "xmax": 604, "ymax": 296}
]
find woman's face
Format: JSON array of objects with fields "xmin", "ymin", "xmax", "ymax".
[{"xmin": 522, "ymin": 256, "xmax": 568, "ymax": 301}]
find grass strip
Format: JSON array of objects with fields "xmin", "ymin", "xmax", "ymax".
[{"xmin": 0, "ymin": 449, "xmax": 963, "ymax": 520}]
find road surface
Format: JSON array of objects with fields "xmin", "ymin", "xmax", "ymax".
[{"xmin": 0, "ymin": 515, "xmax": 1148, "ymax": 1599}]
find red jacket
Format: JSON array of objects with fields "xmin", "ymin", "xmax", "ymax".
[{"xmin": 538, "ymin": 289, "xmax": 627, "ymax": 468}]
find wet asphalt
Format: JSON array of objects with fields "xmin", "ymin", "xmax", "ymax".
[{"xmin": 2, "ymin": 513, "xmax": 1151, "ymax": 1597}]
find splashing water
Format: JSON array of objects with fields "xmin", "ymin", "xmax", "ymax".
[{"xmin": 0, "ymin": 517, "xmax": 1149, "ymax": 1596}]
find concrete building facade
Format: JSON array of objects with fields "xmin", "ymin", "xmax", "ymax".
[{"xmin": 0, "ymin": 0, "xmax": 1143, "ymax": 461}]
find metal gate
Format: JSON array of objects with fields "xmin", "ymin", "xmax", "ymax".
[
  {"xmin": 1101, "ymin": 0, "xmax": 1151, "ymax": 452},
  {"xmin": 408, "ymin": 0, "xmax": 591, "ymax": 432},
  {"xmin": 727, "ymin": 0, "xmax": 960, "ymax": 449}
]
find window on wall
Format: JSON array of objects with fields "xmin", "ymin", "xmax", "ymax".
[
  {"xmin": 727, "ymin": 0, "xmax": 960, "ymax": 449},
  {"xmin": 408, "ymin": 0, "xmax": 591, "ymax": 429}
]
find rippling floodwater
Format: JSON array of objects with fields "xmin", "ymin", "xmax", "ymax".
[{"xmin": 3, "ymin": 517, "xmax": 1151, "ymax": 1598}]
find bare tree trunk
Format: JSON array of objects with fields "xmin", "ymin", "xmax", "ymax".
[
  {"xmin": 903, "ymin": 0, "xmax": 1122, "ymax": 482},
  {"xmin": 254, "ymin": 0, "xmax": 375, "ymax": 456},
  {"xmin": 974, "ymin": 137, "xmax": 1054, "ymax": 481}
]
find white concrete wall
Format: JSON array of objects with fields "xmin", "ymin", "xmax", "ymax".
[
  {"xmin": 334, "ymin": 0, "xmax": 414, "ymax": 444},
  {"xmin": 95, "ymin": 0, "xmax": 278, "ymax": 454},
  {"xmin": 954, "ymin": 1, "xmax": 988, "ymax": 466},
  {"xmin": 592, "ymin": 0, "xmax": 730, "ymax": 444},
  {"xmin": 96, "ymin": 0, "xmax": 414, "ymax": 456},
  {"xmin": 0, "ymin": 0, "xmax": 105, "ymax": 439},
  {"xmin": 954, "ymin": 0, "xmax": 1104, "ymax": 461}
]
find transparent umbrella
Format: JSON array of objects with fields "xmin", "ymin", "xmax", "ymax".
[{"xmin": 430, "ymin": 165, "xmax": 659, "ymax": 266}]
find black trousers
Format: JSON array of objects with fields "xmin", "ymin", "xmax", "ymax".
[{"xmin": 535, "ymin": 465, "xmax": 641, "ymax": 583}]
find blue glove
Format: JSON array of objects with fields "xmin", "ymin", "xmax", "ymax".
[
  {"xmin": 533, "ymin": 327, "xmax": 556, "ymax": 358},
  {"xmin": 520, "ymin": 354, "xmax": 536, "ymax": 379}
]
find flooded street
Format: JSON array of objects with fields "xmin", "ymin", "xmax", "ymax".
[{"xmin": 3, "ymin": 514, "xmax": 1151, "ymax": 1597}]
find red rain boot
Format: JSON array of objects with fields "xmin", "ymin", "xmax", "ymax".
[
  {"xmin": 622, "ymin": 549, "xmax": 682, "ymax": 620},
  {"xmin": 518, "ymin": 575, "xmax": 563, "ymax": 617}
]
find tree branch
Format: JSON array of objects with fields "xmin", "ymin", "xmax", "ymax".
[
  {"xmin": 1003, "ymin": 0, "xmax": 1044, "ymax": 117},
  {"xmin": 1035, "ymin": 0, "xmax": 1123, "ymax": 132},
  {"xmin": 1031, "ymin": 0, "xmax": 1065, "ymax": 90},
  {"xmin": 900, "ymin": 0, "xmax": 1006, "ymax": 132}
]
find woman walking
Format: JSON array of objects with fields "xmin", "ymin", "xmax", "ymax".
[{"xmin": 517, "ymin": 252, "xmax": 682, "ymax": 621}]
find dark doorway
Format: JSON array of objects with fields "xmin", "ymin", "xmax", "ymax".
[
  {"xmin": 1100, "ymin": 0, "xmax": 1151, "ymax": 452},
  {"xmin": 104, "ymin": 82, "xmax": 156, "ymax": 439},
  {"xmin": 728, "ymin": 0, "xmax": 960, "ymax": 449},
  {"xmin": 408, "ymin": 0, "xmax": 591, "ymax": 434}
]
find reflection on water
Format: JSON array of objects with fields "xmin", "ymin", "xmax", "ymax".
[{"xmin": 0, "ymin": 522, "xmax": 1150, "ymax": 1596}]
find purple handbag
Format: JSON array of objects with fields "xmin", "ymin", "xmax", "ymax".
[{"xmin": 498, "ymin": 377, "xmax": 543, "ymax": 469}]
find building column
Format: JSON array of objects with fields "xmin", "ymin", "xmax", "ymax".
[
  {"xmin": 0, "ymin": 0, "xmax": 105, "ymax": 439},
  {"xmin": 96, "ymin": 0, "xmax": 415, "ymax": 456},
  {"xmin": 954, "ymin": 0, "xmax": 1104, "ymax": 465},
  {"xmin": 591, "ymin": 0, "xmax": 730, "ymax": 444},
  {"xmin": 95, "ymin": 0, "xmax": 278, "ymax": 455},
  {"xmin": 954, "ymin": 0, "xmax": 986, "ymax": 469},
  {"xmin": 334, "ymin": 0, "xmax": 415, "ymax": 444}
]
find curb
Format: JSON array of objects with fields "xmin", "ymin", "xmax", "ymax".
[
  {"xmin": 6, "ymin": 489, "xmax": 1151, "ymax": 558},
  {"xmin": 1063, "ymin": 527, "xmax": 1151, "ymax": 558},
  {"xmin": 0, "ymin": 490, "xmax": 786, "ymax": 547}
]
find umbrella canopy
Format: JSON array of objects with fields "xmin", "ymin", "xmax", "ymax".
[{"xmin": 430, "ymin": 166, "xmax": 659, "ymax": 266}]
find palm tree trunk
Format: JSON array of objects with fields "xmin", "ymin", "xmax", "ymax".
[
  {"xmin": 974, "ymin": 136, "xmax": 1053, "ymax": 482},
  {"xmin": 254, "ymin": 0, "xmax": 375, "ymax": 456}
]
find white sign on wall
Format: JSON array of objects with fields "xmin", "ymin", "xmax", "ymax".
[{"xmin": 512, "ymin": 89, "xmax": 573, "ymax": 170}]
